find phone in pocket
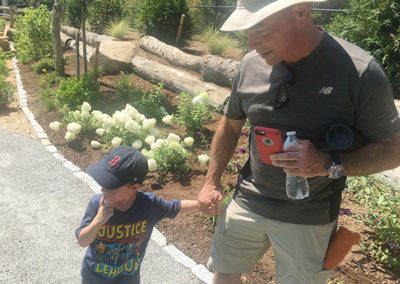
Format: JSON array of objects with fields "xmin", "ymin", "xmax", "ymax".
[{"xmin": 254, "ymin": 126, "xmax": 283, "ymax": 164}]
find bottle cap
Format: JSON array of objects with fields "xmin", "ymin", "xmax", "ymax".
[{"xmin": 286, "ymin": 131, "xmax": 296, "ymax": 136}]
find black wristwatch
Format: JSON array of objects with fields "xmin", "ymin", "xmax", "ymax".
[{"xmin": 327, "ymin": 151, "xmax": 344, "ymax": 179}]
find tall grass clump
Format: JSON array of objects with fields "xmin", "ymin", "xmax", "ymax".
[
  {"xmin": 105, "ymin": 18, "xmax": 132, "ymax": 40},
  {"xmin": 203, "ymin": 27, "xmax": 234, "ymax": 56}
]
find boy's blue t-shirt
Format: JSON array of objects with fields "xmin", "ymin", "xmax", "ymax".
[{"xmin": 75, "ymin": 191, "xmax": 181, "ymax": 284}]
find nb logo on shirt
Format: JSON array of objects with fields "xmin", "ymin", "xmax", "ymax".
[{"xmin": 319, "ymin": 86, "xmax": 334, "ymax": 95}]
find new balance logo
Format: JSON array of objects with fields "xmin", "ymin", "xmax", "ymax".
[{"xmin": 319, "ymin": 86, "xmax": 333, "ymax": 95}]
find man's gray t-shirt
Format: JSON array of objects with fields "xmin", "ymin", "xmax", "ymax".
[{"xmin": 225, "ymin": 32, "xmax": 400, "ymax": 225}]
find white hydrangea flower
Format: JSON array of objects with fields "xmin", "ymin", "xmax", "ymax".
[
  {"xmin": 135, "ymin": 113, "xmax": 146, "ymax": 122},
  {"xmin": 125, "ymin": 120, "xmax": 140, "ymax": 134},
  {"xmin": 91, "ymin": 110, "xmax": 103, "ymax": 125},
  {"xmin": 65, "ymin": 131, "xmax": 76, "ymax": 142},
  {"xmin": 102, "ymin": 117, "xmax": 115, "ymax": 130},
  {"xmin": 168, "ymin": 141, "xmax": 182, "ymax": 151},
  {"xmin": 162, "ymin": 115, "xmax": 174, "ymax": 125},
  {"xmin": 111, "ymin": 137, "xmax": 122, "ymax": 147},
  {"xmin": 166, "ymin": 133, "xmax": 181, "ymax": 144},
  {"xmin": 150, "ymin": 142, "xmax": 162, "ymax": 151},
  {"xmin": 147, "ymin": 158, "xmax": 158, "ymax": 172},
  {"xmin": 132, "ymin": 140, "xmax": 143, "ymax": 149},
  {"xmin": 96, "ymin": 128, "xmax": 106, "ymax": 136},
  {"xmin": 73, "ymin": 110, "xmax": 81, "ymax": 120},
  {"xmin": 192, "ymin": 91, "xmax": 211, "ymax": 106},
  {"xmin": 156, "ymin": 138, "xmax": 165, "ymax": 145},
  {"xmin": 49, "ymin": 121, "xmax": 61, "ymax": 131},
  {"xmin": 198, "ymin": 154, "xmax": 210, "ymax": 167},
  {"xmin": 149, "ymin": 127, "xmax": 161, "ymax": 137},
  {"xmin": 90, "ymin": 140, "xmax": 101, "ymax": 149},
  {"xmin": 142, "ymin": 118, "xmax": 156, "ymax": 129},
  {"xmin": 67, "ymin": 122, "xmax": 82, "ymax": 135},
  {"xmin": 144, "ymin": 135, "xmax": 155, "ymax": 145},
  {"xmin": 184, "ymin": 137, "xmax": 194, "ymax": 147},
  {"xmin": 81, "ymin": 110, "xmax": 90, "ymax": 118},
  {"xmin": 81, "ymin": 101, "xmax": 91, "ymax": 112},
  {"xmin": 113, "ymin": 111, "xmax": 130, "ymax": 128},
  {"xmin": 141, "ymin": 148, "xmax": 148, "ymax": 156}
]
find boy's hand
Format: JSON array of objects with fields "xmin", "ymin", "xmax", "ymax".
[{"xmin": 95, "ymin": 196, "xmax": 113, "ymax": 225}]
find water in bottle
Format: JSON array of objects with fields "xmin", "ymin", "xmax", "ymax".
[{"xmin": 283, "ymin": 131, "xmax": 310, "ymax": 200}]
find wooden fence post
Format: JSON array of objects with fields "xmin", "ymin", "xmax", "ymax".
[
  {"xmin": 9, "ymin": 6, "xmax": 14, "ymax": 28},
  {"xmin": 94, "ymin": 41, "xmax": 100, "ymax": 78},
  {"xmin": 175, "ymin": 14, "xmax": 185, "ymax": 46},
  {"xmin": 75, "ymin": 30, "xmax": 80, "ymax": 78}
]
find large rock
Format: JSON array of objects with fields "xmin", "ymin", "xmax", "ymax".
[
  {"xmin": 92, "ymin": 39, "xmax": 136, "ymax": 74},
  {"xmin": 199, "ymin": 55, "xmax": 240, "ymax": 87},
  {"xmin": 131, "ymin": 56, "xmax": 230, "ymax": 108}
]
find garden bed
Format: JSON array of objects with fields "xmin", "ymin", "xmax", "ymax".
[{"xmin": 8, "ymin": 37, "xmax": 399, "ymax": 284}]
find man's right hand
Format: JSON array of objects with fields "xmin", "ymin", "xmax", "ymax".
[{"xmin": 198, "ymin": 183, "xmax": 223, "ymax": 216}]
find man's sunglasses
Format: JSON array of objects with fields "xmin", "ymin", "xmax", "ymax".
[{"xmin": 273, "ymin": 71, "xmax": 295, "ymax": 109}]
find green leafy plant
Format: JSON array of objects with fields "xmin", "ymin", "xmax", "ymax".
[
  {"xmin": 137, "ymin": 0, "xmax": 194, "ymax": 46},
  {"xmin": 174, "ymin": 91, "xmax": 214, "ymax": 137},
  {"xmin": 153, "ymin": 143, "xmax": 191, "ymax": 175},
  {"xmin": 134, "ymin": 83, "xmax": 165, "ymax": 120},
  {"xmin": 203, "ymin": 26, "xmax": 235, "ymax": 56},
  {"xmin": 0, "ymin": 58, "xmax": 9, "ymax": 77},
  {"xmin": 105, "ymin": 18, "xmax": 132, "ymax": 40},
  {"xmin": 0, "ymin": 48, "xmax": 15, "ymax": 61},
  {"xmin": 115, "ymin": 76, "xmax": 143, "ymax": 100},
  {"xmin": 32, "ymin": 58, "xmax": 55, "ymax": 74},
  {"xmin": 87, "ymin": 0, "xmax": 124, "ymax": 34},
  {"xmin": 39, "ymin": 72, "xmax": 62, "ymax": 88},
  {"xmin": 0, "ymin": 75, "xmax": 14, "ymax": 108},
  {"xmin": 56, "ymin": 73, "xmax": 100, "ymax": 110},
  {"xmin": 37, "ymin": 87, "xmax": 57, "ymax": 111},
  {"xmin": 0, "ymin": 18, "xmax": 6, "ymax": 31},
  {"xmin": 345, "ymin": 175, "xmax": 400, "ymax": 272},
  {"xmin": 13, "ymin": 5, "xmax": 53, "ymax": 63}
]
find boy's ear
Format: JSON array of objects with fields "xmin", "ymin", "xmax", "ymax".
[{"xmin": 129, "ymin": 183, "xmax": 140, "ymax": 191}]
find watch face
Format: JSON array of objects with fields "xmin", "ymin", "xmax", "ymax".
[{"xmin": 328, "ymin": 165, "xmax": 344, "ymax": 179}]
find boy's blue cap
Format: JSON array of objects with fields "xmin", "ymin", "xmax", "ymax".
[{"xmin": 86, "ymin": 146, "xmax": 148, "ymax": 190}]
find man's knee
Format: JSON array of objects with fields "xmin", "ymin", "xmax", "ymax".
[{"xmin": 214, "ymin": 272, "xmax": 242, "ymax": 284}]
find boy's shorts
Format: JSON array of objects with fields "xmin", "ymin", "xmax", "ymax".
[{"xmin": 207, "ymin": 199, "xmax": 337, "ymax": 284}]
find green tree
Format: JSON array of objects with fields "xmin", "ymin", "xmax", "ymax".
[{"xmin": 326, "ymin": 0, "xmax": 400, "ymax": 97}]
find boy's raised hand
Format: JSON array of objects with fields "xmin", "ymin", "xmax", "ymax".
[{"xmin": 95, "ymin": 196, "xmax": 114, "ymax": 225}]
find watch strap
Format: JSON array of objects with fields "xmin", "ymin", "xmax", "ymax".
[{"xmin": 328, "ymin": 151, "xmax": 342, "ymax": 166}]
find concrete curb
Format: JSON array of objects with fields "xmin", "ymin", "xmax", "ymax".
[{"xmin": 9, "ymin": 42, "xmax": 213, "ymax": 284}]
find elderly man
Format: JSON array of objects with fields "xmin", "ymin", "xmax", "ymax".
[{"xmin": 198, "ymin": 0, "xmax": 400, "ymax": 283}]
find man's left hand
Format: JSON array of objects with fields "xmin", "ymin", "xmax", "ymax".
[{"xmin": 270, "ymin": 138, "xmax": 330, "ymax": 178}]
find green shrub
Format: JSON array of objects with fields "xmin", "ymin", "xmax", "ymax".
[
  {"xmin": 137, "ymin": 0, "xmax": 194, "ymax": 46},
  {"xmin": 0, "ymin": 48, "xmax": 15, "ymax": 61},
  {"xmin": 0, "ymin": 75, "xmax": 14, "ymax": 108},
  {"xmin": 87, "ymin": 0, "xmax": 124, "ymax": 34},
  {"xmin": 174, "ymin": 91, "xmax": 214, "ymax": 137},
  {"xmin": 105, "ymin": 18, "xmax": 132, "ymax": 40},
  {"xmin": 39, "ymin": 72, "xmax": 62, "ymax": 88},
  {"xmin": 32, "ymin": 58, "xmax": 55, "ymax": 74},
  {"xmin": 0, "ymin": 18, "xmax": 6, "ymax": 31},
  {"xmin": 56, "ymin": 73, "xmax": 100, "ymax": 109},
  {"xmin": 0, "ymin": 59, "xmax": 9, "ymax": 77},
  {"xmin": 203, "ymin": 26, "xmax": 235, "ymax": 56},
  {"xmin": 153, "ymin": 143, "xmax": 191, "ymax": 175},
  {"xmin": 13, "ymin": 5, "xmax": 53, "ymax": 63},
  {"xmin": 327, "ymin": 0, "xmax": 400, "ymax": 91},
  {"xmin": 134, "ymin": 83, "xmax": 165, "ymax": 120},
  {"xmin": 115, "ymin": 76, "xmax": 143, "ymax": 100},
  {"xmin": 38, "ymin": 87, "xmax": 57, "ymax": 110}
]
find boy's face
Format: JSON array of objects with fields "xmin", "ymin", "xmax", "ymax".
[{"xmin": 101, "ymin": 183, "xmax": 137, "ymax": 205}]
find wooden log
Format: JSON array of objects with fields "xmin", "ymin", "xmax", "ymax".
[
  {"xmin": 199, "ymin": 54, "xmax": 239, "ymax": 87},
  {"xmin": 139, "ymin": 36, "xmax": 200, "ymax": 71},
  {"xmin": 131, "ymin": 56, "xmax": 230, "ymax": 108},
  {"xmin": 61, "ymin": 25, "xmax": 115, "ymax": 47}
]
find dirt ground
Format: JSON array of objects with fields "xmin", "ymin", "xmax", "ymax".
[{"xmin": 1, "ymin": 33, "xmax": 399, "ymax": 283}]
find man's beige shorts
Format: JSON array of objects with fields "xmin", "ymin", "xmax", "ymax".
[{"xmin": 207, "ymin": 199, "xmax": 337, "ymax": 284}]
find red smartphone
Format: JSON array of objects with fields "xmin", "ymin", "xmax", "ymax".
[{"xmin": 254, "ymin": 126, "xmax": 283, "ymax": 164}]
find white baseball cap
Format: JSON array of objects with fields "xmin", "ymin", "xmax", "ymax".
[{"xmin": 220, "ymin": 0, "xmax": 327, "ymax": 31}]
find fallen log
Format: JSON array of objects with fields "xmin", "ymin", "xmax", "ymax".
[
  {"xmin": 199, "ymin": 55, "xmax": 239, "ymax": 87},
  {"xmin": 139, "ymin": 36, "xmax": 200, "ymax": 71},
  {"xmin": 61, "ymin": 26, "xmax": 115, "ymax": 46},
  {"xmin": 131, "ymin": 56, "xmax": 230, "ymax": 108}
]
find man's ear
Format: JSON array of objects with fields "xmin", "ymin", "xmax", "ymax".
[{"xmin": 293, "ymin": 3, "xmax": 311, "ymax": 25}]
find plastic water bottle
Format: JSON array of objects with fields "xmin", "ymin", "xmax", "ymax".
[{"xmin": 284, "ymin": 131, "xmax": 310, "ymax": 200}]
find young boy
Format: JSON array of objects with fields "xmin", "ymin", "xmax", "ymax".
[{"xmin": 76, "ymin": 146, "xmax": 203, "ymax": 284}]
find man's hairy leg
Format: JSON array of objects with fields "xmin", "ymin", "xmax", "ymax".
[{"xmin": 214, "ymin": 272, "xmax": 242, "ymax": 284}]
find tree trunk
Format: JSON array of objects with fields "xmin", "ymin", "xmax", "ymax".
[
  {"xmin": 139, "ymin": 36, "xmax": 200, "ymax": 71},
  {"xmin": 52, "ymin": 2, "xmax": 64, "ymax": 75},
  {"xmin": 131, "ymin": 56, "xmax": 230, "ymax": 108},
  {"xmin": 81, "ymin": 3, "xmax": 87, "ymax": 74},
  {"xmin": 199, "ymin": 55, "xmax": 240, "ymax": 87}
]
